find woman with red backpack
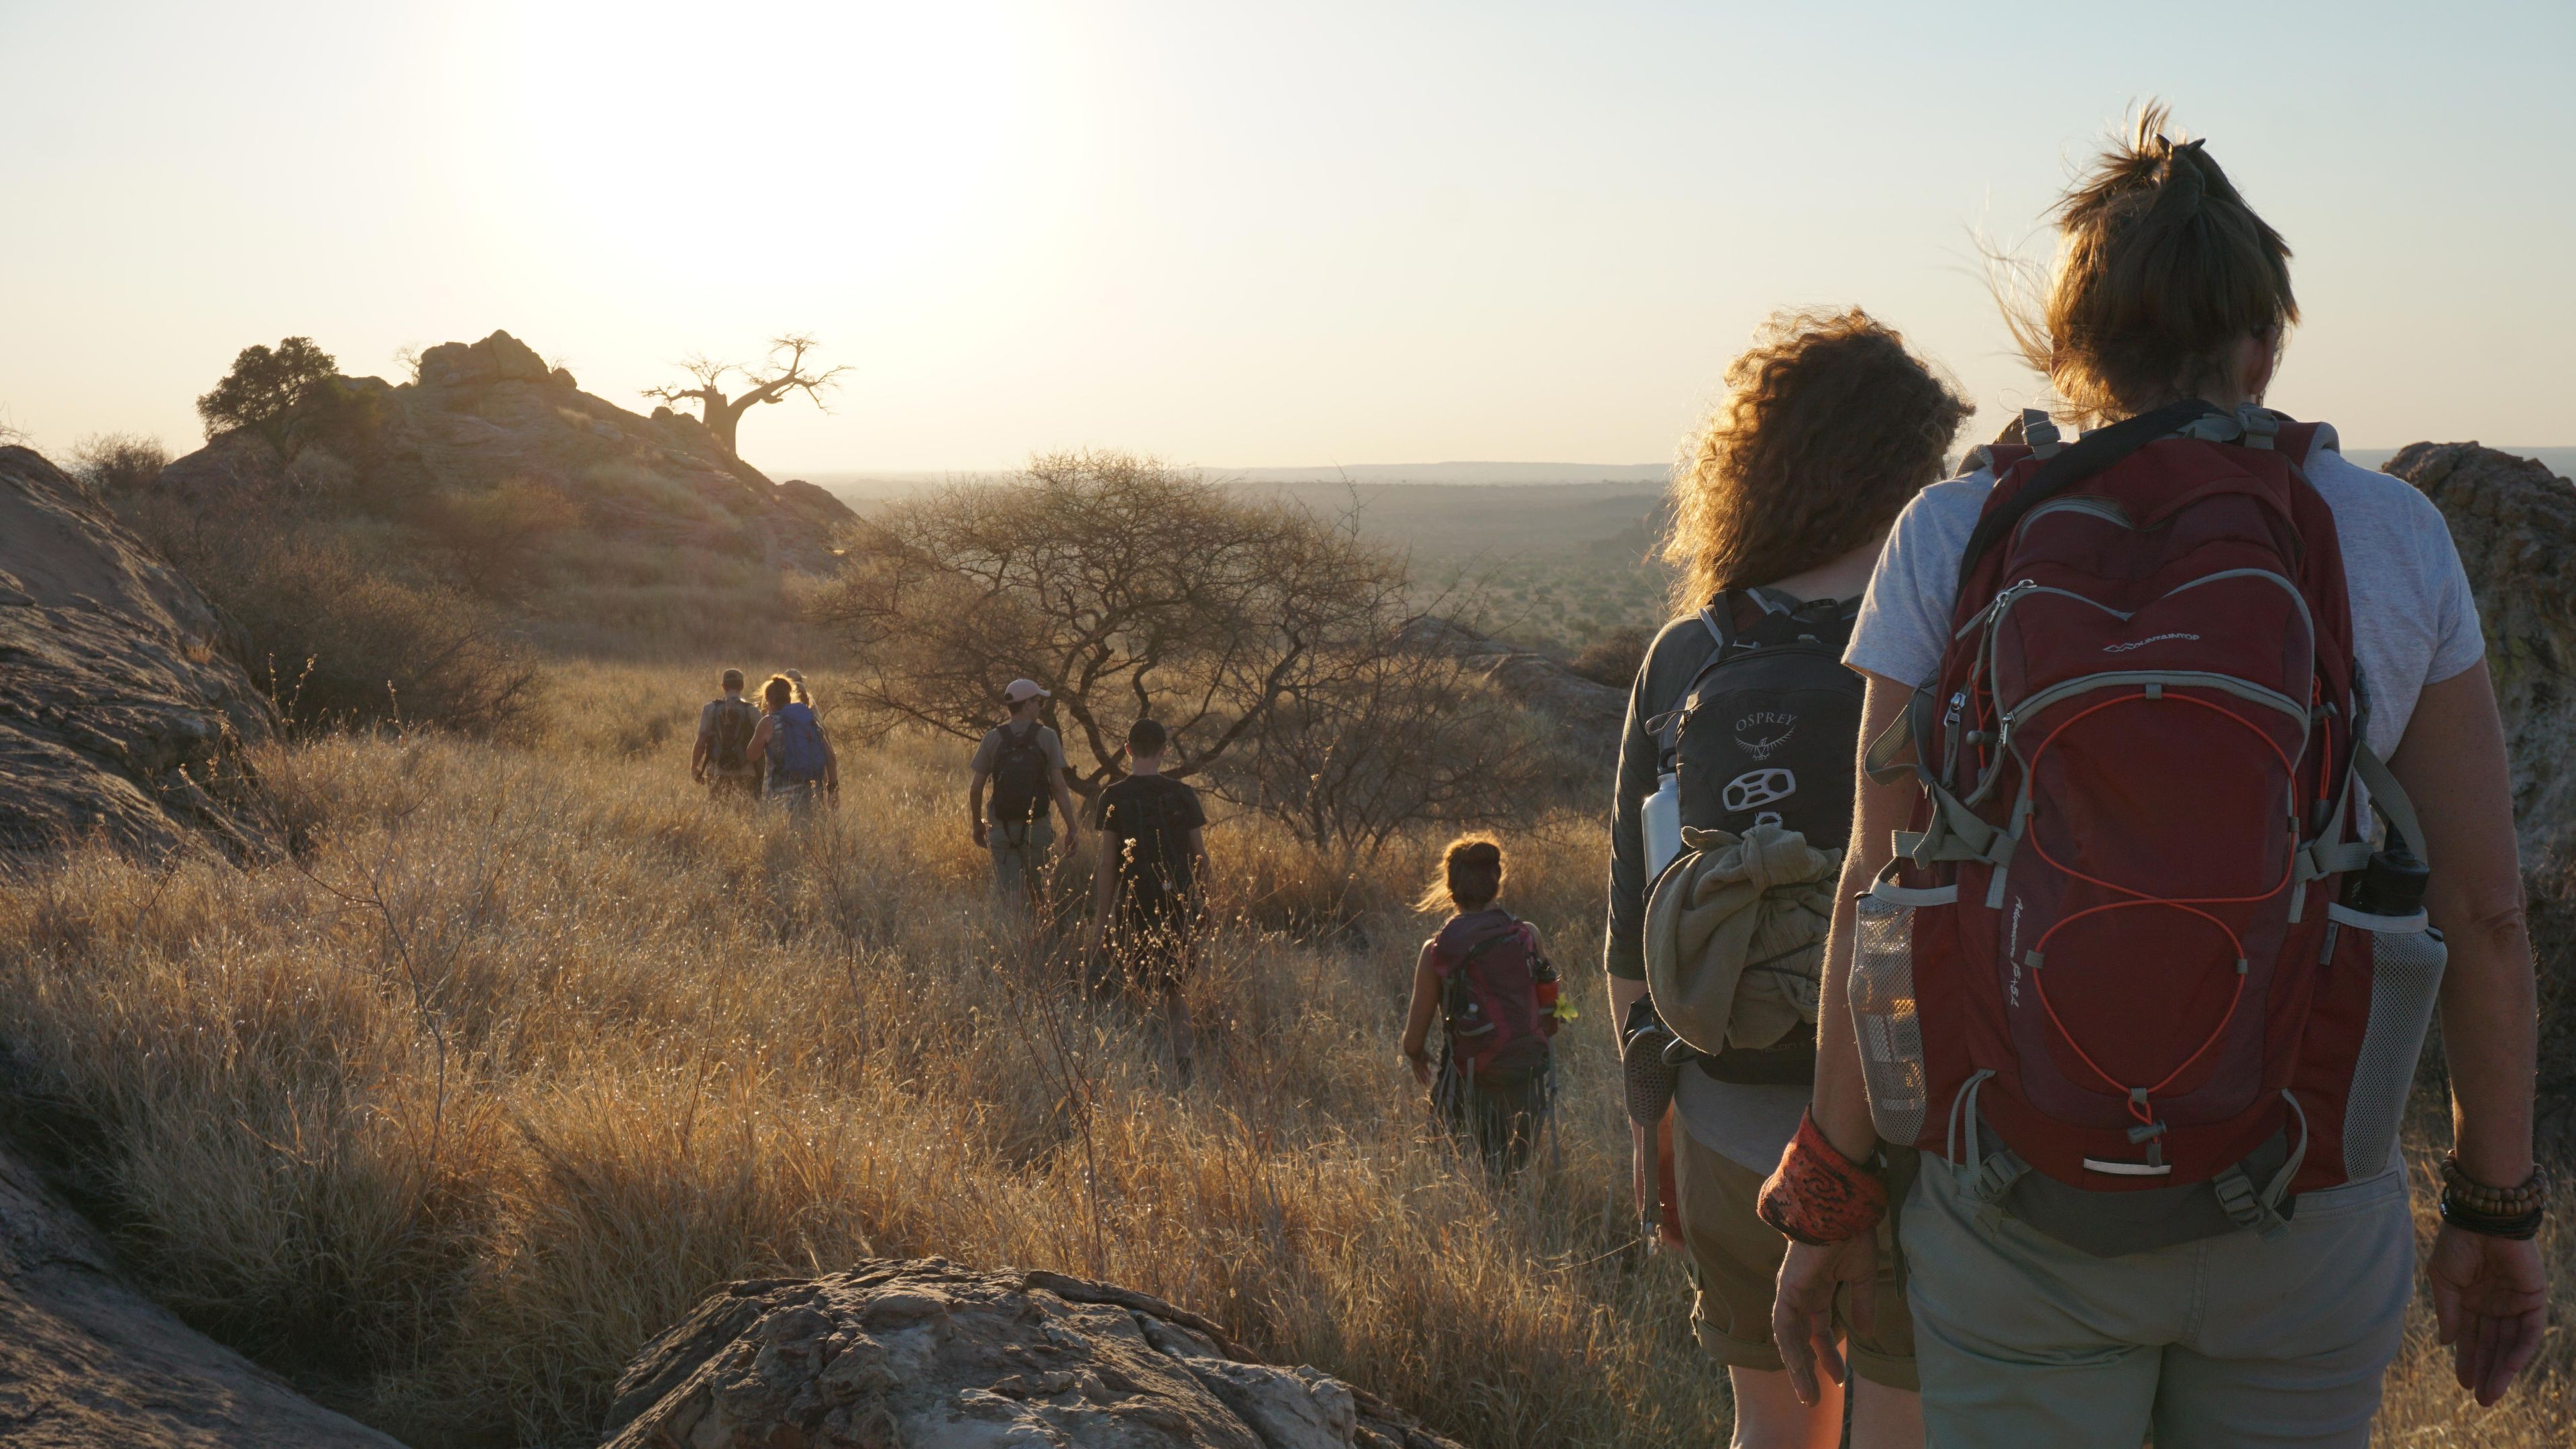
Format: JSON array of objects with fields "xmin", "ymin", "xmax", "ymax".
[
  {"xmin": 1769, "ymin": 106, "xmax": 2546, "ymax": 1447},
  {"xmin": 1400, "ymin": 836, "xmax": 1563, "ymax": 1176}
]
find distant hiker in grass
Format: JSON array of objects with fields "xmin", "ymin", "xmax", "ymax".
[
  {"xmin": 1770, "ymin": 107, "xmax": 2544, "ymax": 1448},
  {"xmin": 1088, "ymin": 718, "xmax": 1208, "ymax": 1079},
  {"xmin": 747, "ymin": 672, "xmax": 837, "ymax": 815},
  {"xmin": 692, "ymin": 668, "xmax": 761, "ymax": 800},
  {"xmin": 1403, "ymin": 836, "xmax": 1565, "ymax": 1177},
  {"xmin": 970, "ymin": 678, "xmax": 1082, "ymax": 916},
  {"xmin": 1605, "ymin": 306, "xmax": 1968, "ymax": 1448}
]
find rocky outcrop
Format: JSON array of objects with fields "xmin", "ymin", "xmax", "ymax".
[
  {"xmin": 601, "ymin": 1260, "xmax": 1465, "ymax": 1449},
  {"xmin": 2385, "ymin": 443, "xmax": 2576, "ymax": 1159},
  {"xmin": 0, "ymin": 1135, "xmax": 400, "ymax": 1447},
  {"xmin": 0, "ymin": 447, "xmax": 272, "ymax": 859},
  {"xmin": 2386, "ymin": 443, "xmax": 2576, "ymax": 863},
  {"xmin": 159, "ymin": 330, "xmax": 858, "ymax": 574}
]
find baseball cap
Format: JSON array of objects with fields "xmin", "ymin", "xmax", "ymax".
[{"xmin": 1002, "ymin": 678, "xmax": 1051, "ymax": 704}]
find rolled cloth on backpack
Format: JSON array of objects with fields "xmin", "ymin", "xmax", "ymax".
[{"xmin": 1643, "ymin": 822, "xmax": 1839, "ymax": 1057}]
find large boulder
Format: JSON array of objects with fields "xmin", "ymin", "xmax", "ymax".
[
  {"xmin": 2383, "ymin": 442, "xmax": 2576, "ymax": 1159},
  {"xmin": 0, "ymin": 447, "xmax": 272, "ymax": 859},
  {"xmin": 158, "ymin": 331, "xmax": 860, "ymax": 575},
  {"xmin": 0, "ymin": 1135, "xmax": 400, "ymax": 1447},
  {"xmin": 601, "ymin": 1260, "xmax": 1465, "ymax": 1449}
]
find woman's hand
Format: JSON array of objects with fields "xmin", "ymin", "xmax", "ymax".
[
  {"xmin": 1406, "ymin": 1051, "xmax": 1433, "ymax": 1087},
  {"xmin": 2428, "ymin": 1224, "xmax": 2548, "ymax": 1406},
  {"xmin": 1773, "ymin": 1235, "xmax": 1878, "ymax": 1406}
]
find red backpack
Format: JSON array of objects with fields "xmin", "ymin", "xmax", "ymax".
[
  {"xmin": 1434, "ymin": 912, "xmax": 1558, "ymax": 1079},
  {"xmin": 1858, "ymin": 401, "xmax": 2446, "ymax": 1253}
]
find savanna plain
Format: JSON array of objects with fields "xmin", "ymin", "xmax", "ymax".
[{"xmin": 0, "ymin": 652, "xmax": 2565, "ymax": 1448}]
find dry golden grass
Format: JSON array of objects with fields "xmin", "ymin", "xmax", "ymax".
[{"xmin": 0, "ymin": 661, "xmax": 2562, "ymax": 1448}]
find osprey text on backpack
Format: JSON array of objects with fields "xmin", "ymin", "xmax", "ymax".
[{"xmin": 1850, "ymin": 402, "xmax": 2445, "ymax": 1254}]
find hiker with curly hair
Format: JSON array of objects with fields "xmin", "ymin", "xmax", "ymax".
[
  {"xmin": 1605, "ymin": 307, "xmax": 1970, "ymax": 1447},
  {"xmin": 1770, "ymin": 106, "xmax": 2544, "ymax": 1447}
]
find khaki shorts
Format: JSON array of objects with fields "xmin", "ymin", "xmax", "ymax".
[
  {"xmin": 988, "ymin": 818, "xmax": 1055, "ymax": 900},
  {"xmin": 1901, "ymin": 1156, "xmax": 2412, "ymax": 1448},
  {"xmin": 1674, "ymin": 1128, "xmax": 1918, "ymax": 1389}
]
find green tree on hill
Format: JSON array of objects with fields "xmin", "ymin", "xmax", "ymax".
[{"xmin": 195, "ymin": 335, "xmax": 338, "ymax": 459}]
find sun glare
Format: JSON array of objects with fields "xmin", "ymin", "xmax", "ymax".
[{"xmin": 456, "ymin": 0, "xmax": 1031, "ymax": 288}]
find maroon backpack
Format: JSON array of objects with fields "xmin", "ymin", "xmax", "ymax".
[
  {"xmin": 1856, "ymin": 402, "xmax": 2446, "ymax": 1253},
  {"xmin": 1434, "ymin": 912, "xmax": 1555, "ymax": 1078}
]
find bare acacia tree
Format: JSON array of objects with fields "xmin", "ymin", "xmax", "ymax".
[
  {"xmin": 643, "ymin": 334, "xmax": 851, "ymax": 455},
  {"xmin": 810, "ymin": 451, "xmax": 1403, "ymax": 797}
]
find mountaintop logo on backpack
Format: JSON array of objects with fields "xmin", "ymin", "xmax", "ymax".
[
  {"xmin": 1734, "ymin": 710, "xmax": 1798, "ymax": 759},
  {"xmin": 2102, "ymin": 632, "xmax": 2202, "ymax": 653}
]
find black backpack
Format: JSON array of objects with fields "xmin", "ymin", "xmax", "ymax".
[
  {"xmin": 1646, "ymin": 589, "xmax": 1862, "ymax": 1084},
  {"xmin": 989, "ymin": 722, "xmax": 1053, "ymax": 823},
  {"xmin": 709, "ymin": 699, "xmax": 759, "ymax": 771},
  {"xmin": 1108, "ymin": 781, "xmax": 1192, "ymax": 901}
]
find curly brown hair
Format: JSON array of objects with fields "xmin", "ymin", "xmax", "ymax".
[
  {"xmin": 1664, "ymin": 308, "xmax": 1971, "ymax": 613},
  {"xmin": 1997, "ymin": 101, "xmax": 2296, "ymax": 424}
]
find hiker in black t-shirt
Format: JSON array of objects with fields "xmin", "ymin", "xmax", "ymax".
[
  {"xmin": 1088, "ymin": 718, "xmax": 1209, "ymax": 1079},
  {"xmin": 969, "ymin": 678, "xmax": 1082, "ymax": 918}
]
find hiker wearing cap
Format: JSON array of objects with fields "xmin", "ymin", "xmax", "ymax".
[
  {"xmin": 745, "ymin": 672, "xmax": 837, "ymax": 815},
  {"xmin": 971, "ymin": 678, "xmax": 1082, "ymax": 915},
  {"xmin": 1605, "ymin": 307, "xmax": 1970, "ymax": 1448},
  {"xmin": 1770, "ymin": 107, "xmax": 2544, "ymax": 1448},
  {"xmin": 1402, "ymin": 835, "xmax": 1568, "ymax": 1175},
  {"xmin": 692, "ymin": 668, "xmax": 761, "ymax": 800},
  {"xmin": 1088, "ymin": 718, "xmax": 1209, "ymax": 1078}
]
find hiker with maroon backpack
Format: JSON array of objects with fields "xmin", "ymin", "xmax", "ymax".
[
  {"xmin": 1769, "ymin": 107, "xmax": 2546, "ymax": 1447},
  {"xmin": 1606, "ymin": 309, "xmax": 1970, "ymax": 1448},
  {"xmin": 970, "ymin": 678, "xmax": 1083, "ymax": 918},
  {"xmin": 1403, "ymin": 837, "xmax": 1567, "ymax": 1176}
]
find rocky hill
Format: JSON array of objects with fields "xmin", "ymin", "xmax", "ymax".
[
  {"xmin": 160, "ymin": 330, "xmax": 857, "ymax": 577},
  {"xmin": 0, "ymin": 446, "xmax": 272, "ymax": 859}
]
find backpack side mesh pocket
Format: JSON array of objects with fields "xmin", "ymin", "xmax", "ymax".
[{"xmin": 1850, "ymin": 882, "xmax": 1945, "ymax": 1146}]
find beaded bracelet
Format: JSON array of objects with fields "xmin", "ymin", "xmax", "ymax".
[{"xmin": 2438, "ymin": 1152, "xmax": 2549, "ymax": 1241}]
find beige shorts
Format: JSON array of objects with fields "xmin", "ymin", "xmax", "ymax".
[{"xmin": 1674, "ymin": 1127, "xmax": 1918, "ymax": 1389}]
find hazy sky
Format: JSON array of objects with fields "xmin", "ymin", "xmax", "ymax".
[{"xmin": 3, "ymin": 1, "xmax": 2569, "ymax": 476}]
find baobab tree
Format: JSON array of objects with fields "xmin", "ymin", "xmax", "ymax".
[{"xmin": 643, "ymin": 334, "xmax": 851, "ymax": 455}]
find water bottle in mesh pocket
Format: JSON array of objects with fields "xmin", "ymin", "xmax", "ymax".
[
  {"xmin": 1849, "ymin": 886, "xmax": 1941, "ymax": 1145},
  {"xmin": 2334, "ymin": 909, "xmax": 2448, "ymax": 1181}
]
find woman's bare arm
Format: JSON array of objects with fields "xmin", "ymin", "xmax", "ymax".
[
  {"xmin": 1399, "ymin": 943, "xmax": 1442, "ymax": 1083},
  {"xmin": 2386, "ymin": 662, "xmax": 2546, "ymax": 1406}
]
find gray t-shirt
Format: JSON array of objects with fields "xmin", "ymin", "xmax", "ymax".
[{"xmin": 1848, "ymin": 445, "xmax": 2485, "ymax": 757}]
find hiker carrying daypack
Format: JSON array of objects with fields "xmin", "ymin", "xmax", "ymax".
[
  {"xmin": 1637, "ymin": 588, "xmax": 1862, "ymax": 1083},
  {"xmin": 1403, "ymin": 837, "xmax": 1566, "ymax": 1176},
  {"xmin": 710, "ymin": 698, "xmax": 758, "ymax": 774},
  {"xmin": 988, "ymin": 720, "xmax": 1054, "ymax": 824},
  {"xmin": 1847, "ymin": 403, "xmax": 2443, "ymax": 1253}
]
